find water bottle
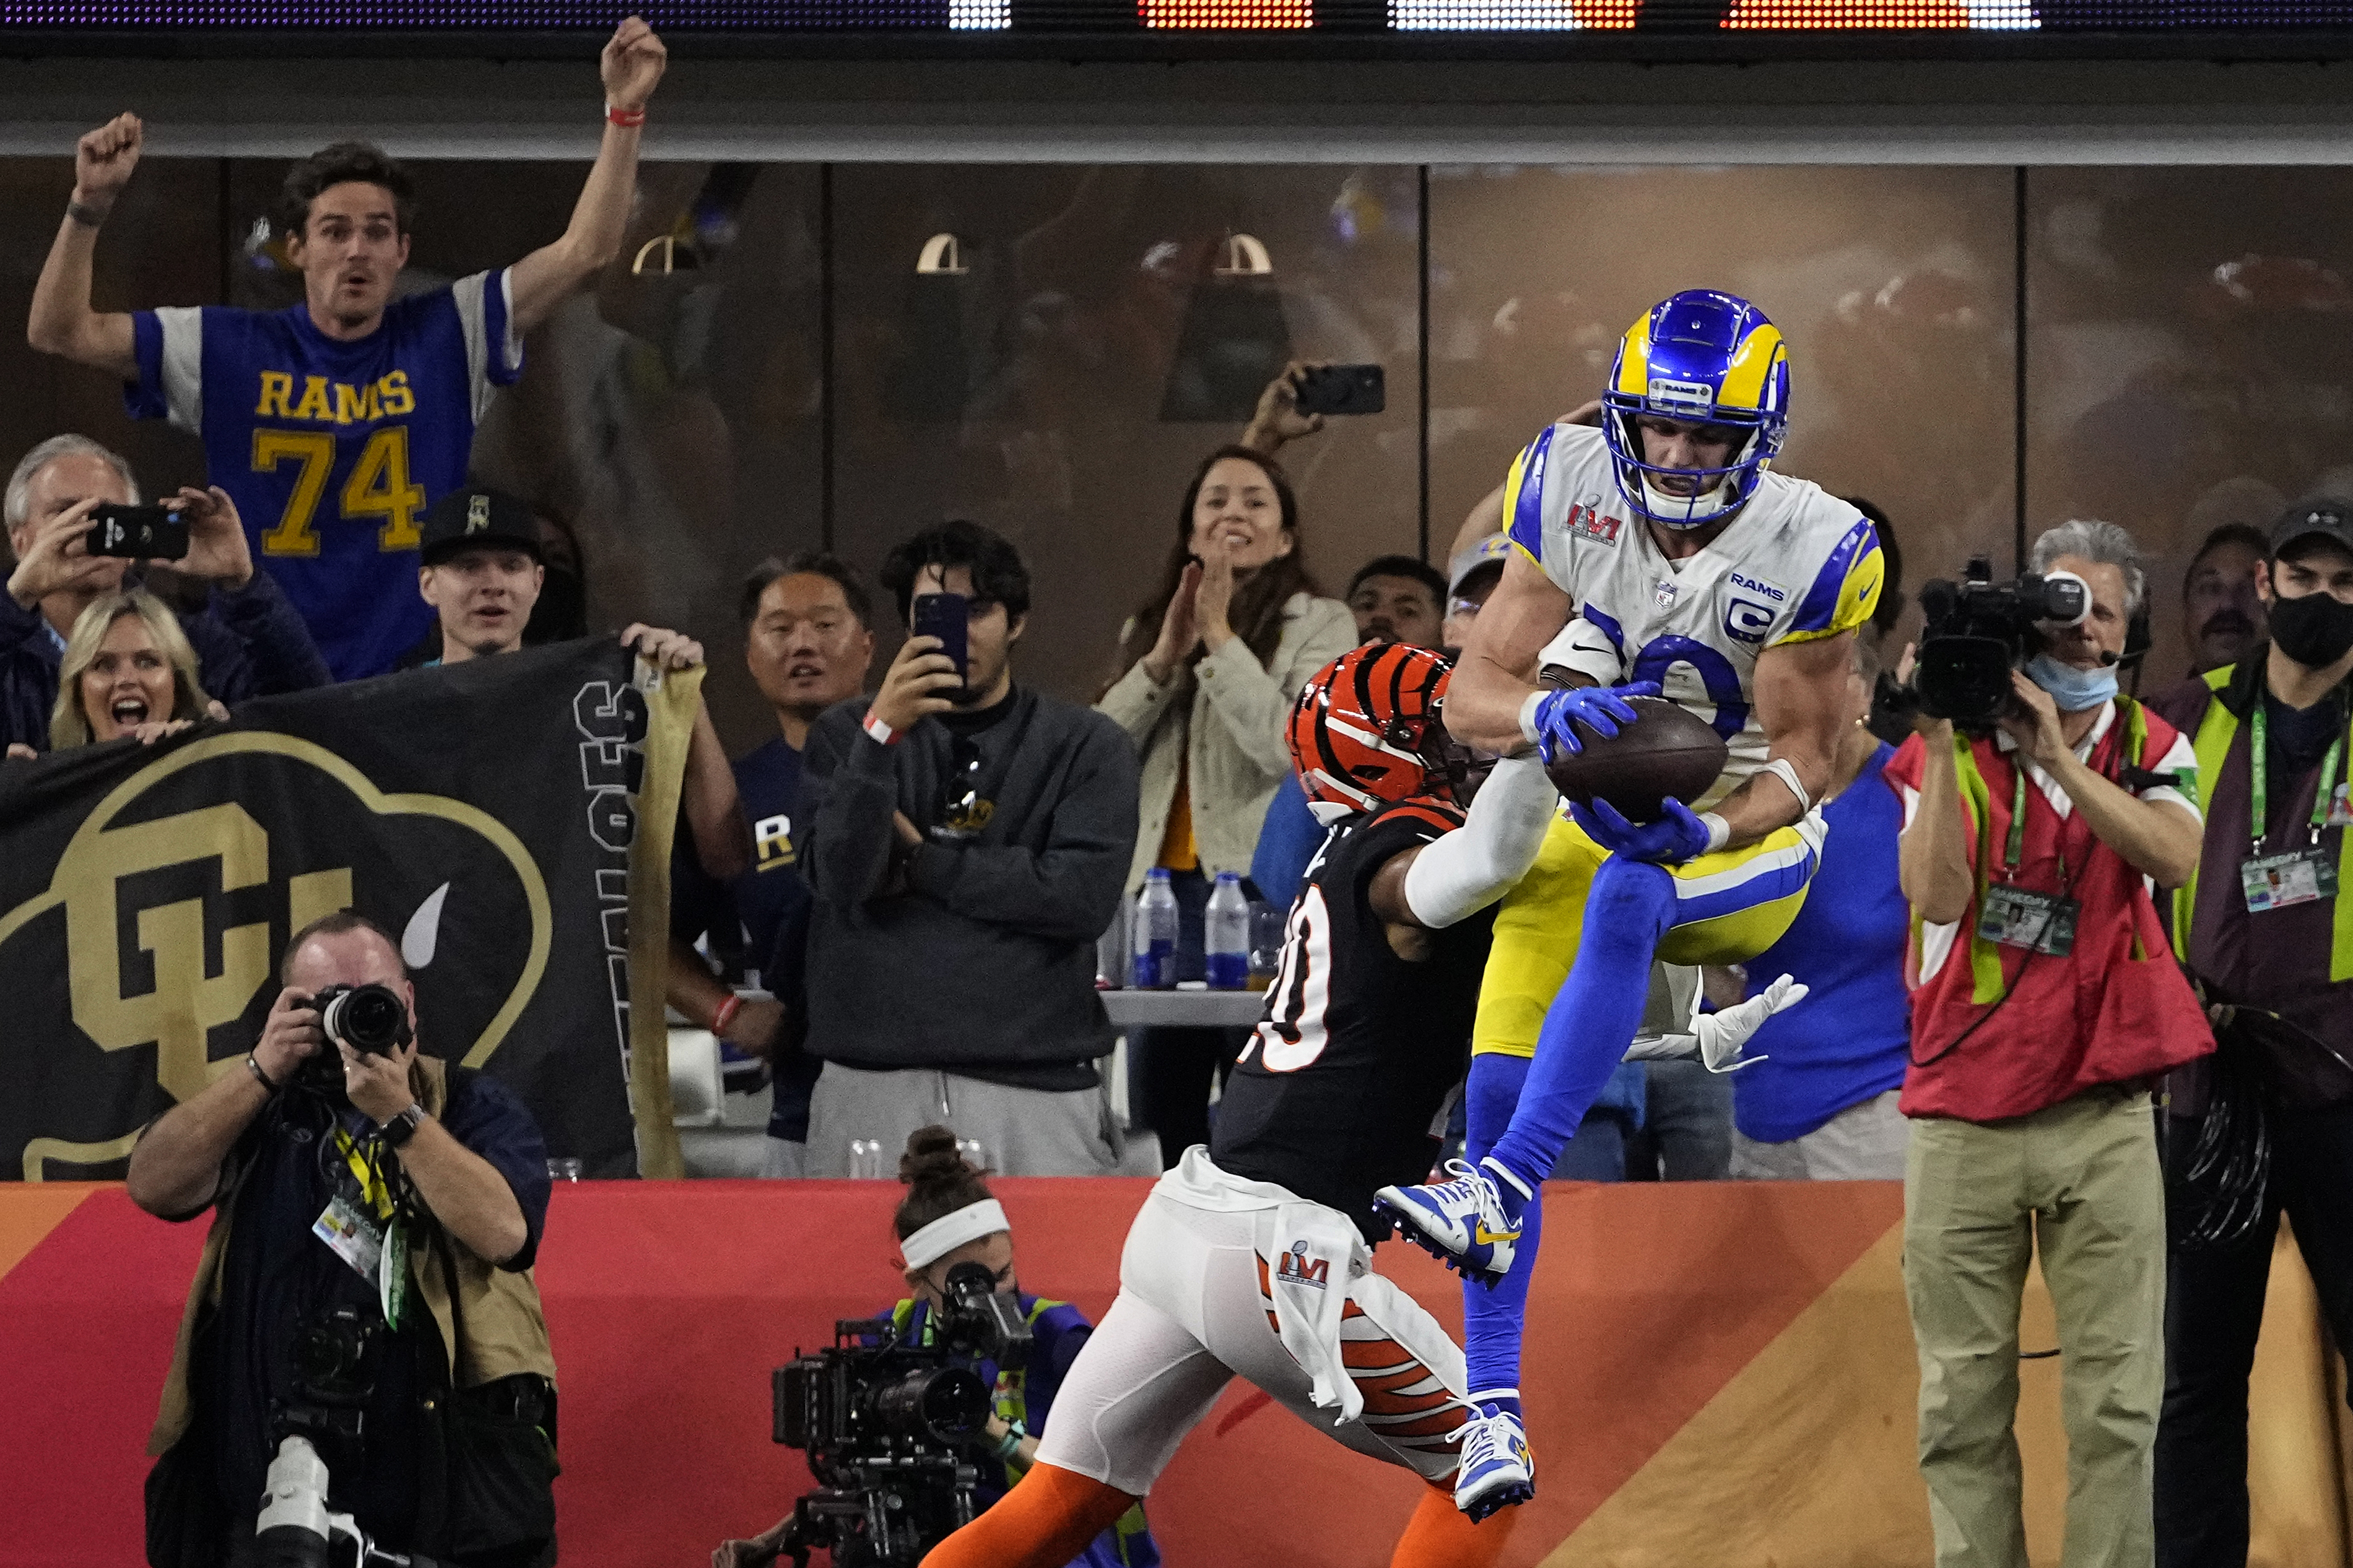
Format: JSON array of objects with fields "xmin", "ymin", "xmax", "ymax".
[
  {"xmin": 1131, "ymin": 868, "xmax": 1179, "ymax": 990},
  {"xmin": 1206, "ymin": 872, "xmax": 1251, "ymax": 990}
]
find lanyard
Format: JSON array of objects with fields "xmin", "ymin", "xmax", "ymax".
[
  {"xmin": 2004, "ymin": 761, "xmax": 2027, "ymax": 872},
  {"xmin": 2250, "ymin": 701, "xmax": 2347, "ymax": 850},
  {"xmin": 333, "ymin": 1127, "xmax": 396, "ymax": 1221},
  {"xmin": 2001, "ymin": 749, "xmax": 2074, "ymax": 881}
]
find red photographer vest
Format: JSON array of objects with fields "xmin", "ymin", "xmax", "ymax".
[{"xmin": 1891, "ymin": 700, "xmax": 2214, "ymax": 1124}]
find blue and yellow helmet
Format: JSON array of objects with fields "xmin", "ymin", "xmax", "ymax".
[{"xmin": 1600, "ymin": 290, "xmax": 1791, "ymax": 529}]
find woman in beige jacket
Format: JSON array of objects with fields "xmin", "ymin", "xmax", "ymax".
[{"xmin": 1097, "ymin": 443, "xmax": 1357, "ymax": 1162}]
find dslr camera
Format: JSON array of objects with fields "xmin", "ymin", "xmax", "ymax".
[
  {"xmin": 763, "ymin": 1261, "xmax": 1034, "ymax": 1568},
  {"xmin": 1912, "ymin": 555, "xmax": 2091, "ymax": 730},
  {"xmin": 313, "ymin": 982, "xmax": 414, "ymax": 1057}
]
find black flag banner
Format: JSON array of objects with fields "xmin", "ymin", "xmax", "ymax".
[{"xmin": 0, "ymin": 638, "xmax": 692, "ymax": 1182}]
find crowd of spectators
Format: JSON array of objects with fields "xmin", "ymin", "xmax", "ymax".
[{"xmin": 9, "ymin": 73, "xmax": 2353, "ymax": 1568}]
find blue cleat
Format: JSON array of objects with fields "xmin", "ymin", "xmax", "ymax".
[
  {"xmin": 1452, "ymin": 1403, "xmax": 1536, "ymax": 1520},
  {"xmin": 1372, "ymin": 1159, "xmax": 1521, "ymax": 1282}
]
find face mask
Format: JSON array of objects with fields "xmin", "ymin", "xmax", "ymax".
[
  {"xmin": 2025, "ymin": 653, "xmax": 2118, "ymax": 713},
  {"xmin": 2268, "ymin": 591, "xmax": 2353, "ymax": 670}
]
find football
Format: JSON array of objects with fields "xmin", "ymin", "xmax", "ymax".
[{"xmin": 1542, "ymin": 696, "xmax": 1731, "ymax": 823}]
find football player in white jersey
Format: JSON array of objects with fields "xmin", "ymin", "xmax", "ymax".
[{"xmin": 1376, "ymin": 290, "xmax": 1882, "ymax": 1517}]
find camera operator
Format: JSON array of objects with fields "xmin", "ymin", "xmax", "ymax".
[
  {"xmin": 2151, "ymin": 499, "xmax": 2353, "ymax": 1568},
  {"xmin": 1889, "ymin": 518, "xmax": 2213, "ymax": 1568},
  {"xmin": 3, "ymin": 434, "xmax": 329, "ymax": 756},
  {"xmin": 711, "ymin": 1128, "xmax": 1157, "ymax": 1568},
  {"xmin": 128, "ymin": 911, "xmax": 557, "ymax": 1568}
]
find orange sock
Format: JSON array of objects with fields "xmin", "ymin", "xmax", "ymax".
[
  {"xmin": 919, "ymin": 1462, "xmax": 1140, "ymax": 1568},
  {"xmin": 1388, "ymin": 1482, "xmax": 1518, "ymax": 1568}
]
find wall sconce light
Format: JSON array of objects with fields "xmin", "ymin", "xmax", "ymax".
[
  {"xmin": 1212, "ymin": 233, "xmax": 1274, "ymax": 278},
  {"xmin": 631, "ymin": 232, "xmax": 702, "ymax": 276},
  {"xmin": 916, "ymin": 233, "xmax": 972, "ymax": 276}
]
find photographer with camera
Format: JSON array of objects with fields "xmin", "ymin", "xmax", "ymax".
[
  {"xmin": 3, "ymin": 434, "xmax": 329, "ymax": 756},
  {"xmin": 713, "ymin": 1128, "xmax": 1157, "ymax": 1568},
  {"xmin": 1889, "ymin": 519, "xmax": 2212, "ymax": 1568},
  {"xmin": 128, "ymin": 911, "xmax": 556, "ymax": 1568},
  {"xmin": 2150, "ymin": 499, "xmax": 2353, "ymax": 1568}
]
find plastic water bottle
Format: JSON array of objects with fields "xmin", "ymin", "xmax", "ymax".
[
  {"xmin": 1132, "ymin": 869, "xmax": 1179, "ymax": 990},
  {"xmin": 1206, "ymin": 873, "xmax": 1251, "ymax": 990}
]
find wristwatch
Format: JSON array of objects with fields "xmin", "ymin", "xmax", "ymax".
[{"xmin": 380, "ymin": 1104, "xmax": 427, "ymax": 1148}]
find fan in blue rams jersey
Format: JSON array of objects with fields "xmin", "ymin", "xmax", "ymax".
[
  {"xmin": 27, "ymin": 17, "xmax": 668, "ymax": 682},
  {"xmin": 1375, "ymin": 291, "xmax": 1872, "ymax": 1514}
]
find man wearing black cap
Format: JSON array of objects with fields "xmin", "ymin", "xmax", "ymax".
[
  {"xmin": 414, "ymin": 485, "xmax": 750, "ymax": 879},
  {"xmin": 2152, "ymin": 498, "xmax": 2353, "ymax": 1568}
]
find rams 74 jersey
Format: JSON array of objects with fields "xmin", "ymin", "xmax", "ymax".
[{"xmin": 1502, "ymin": 422, "xmax": 1882, "ymax": 806}]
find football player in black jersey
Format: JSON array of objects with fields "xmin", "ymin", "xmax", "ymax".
[{"xmin": 918, "ymin": 642, "xmax": 1562, "ymax": 1568}]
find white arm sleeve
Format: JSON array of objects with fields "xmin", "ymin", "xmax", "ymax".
[{"xmin": 1400, "ymin": 756, "xmax": 1560, "ymax": 930}]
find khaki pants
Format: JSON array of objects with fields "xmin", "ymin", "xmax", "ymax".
[{"xmin": 1903, "ymin": 1088, "xmax": 2166, "ymax": 1568}]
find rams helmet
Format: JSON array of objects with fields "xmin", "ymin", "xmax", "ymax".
[{"xmin": 1601, "ymin": 290, "xmax": 1790, "ymax": 529}]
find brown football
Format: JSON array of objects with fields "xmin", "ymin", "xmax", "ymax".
[{"xmin": 1542, "ymin": 696, "xmax": 1731, "ymax": 823}]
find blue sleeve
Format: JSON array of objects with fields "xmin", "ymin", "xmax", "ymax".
[
  {"xmin": 440, "ymin": 1067, "xmax": 553, "ymax": 1271},
  {"xmin": 484, "ymin": 269, "xmax": 523, "ymax": 388},
  {"xmin": 1247, "ymin": 773, "xmax": 1324, "ymax": 910},
  {"xmin": 1022, "ymin": 1308, "xmax": 1094, "ymax": 1438},
  {"xmin": 124, "ymin": 311, "xmax": 168, "ymax": 421}
]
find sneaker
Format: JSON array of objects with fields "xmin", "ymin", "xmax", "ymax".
[
  {"xmin": 1453, "ymin": 1405, "xmax": 1536, "ymax": 1520},
  {"xmin": 1372, "ymin": 1159, "xmax": 1520, "ymax": 1281}
]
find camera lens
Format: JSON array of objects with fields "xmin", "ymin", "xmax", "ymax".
[
  {"xmin": 322, "ymin": 983, "xmax": 409, "ymax": 1055},
  {"xmin": 868, "ymin": 1366, "xmax": 988, "ymax": 1446}
]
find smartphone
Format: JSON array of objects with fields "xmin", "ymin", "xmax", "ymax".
[
  {"xmin": 910, "ymin": 592, "xmax": 969, "ymax": 688},
  {"xmin": 1295, "ymin": 364, "xmax": 1385, "ymax": 418},
  {"xmin": 85, "ymin": 502, "xmax": 188, "ymax": 561}
]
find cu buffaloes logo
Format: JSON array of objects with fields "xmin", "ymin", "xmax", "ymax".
[{"xmin": 0, "ymin": 733, "xmax": 551, "ymax": 1179}]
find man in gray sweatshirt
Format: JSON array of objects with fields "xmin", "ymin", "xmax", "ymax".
[{"xmin": 798, "ymin": 519, "xmax": 1141, "ymax": 1176}]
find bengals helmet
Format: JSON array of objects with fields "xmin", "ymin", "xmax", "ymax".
[{"xmin": 1289, "ymin": 643, "xmax": 1462, "ymax": 813}]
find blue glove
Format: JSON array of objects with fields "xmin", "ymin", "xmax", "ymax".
[
  {"xmin": 1570, "ymin": 795, "xmax": 1715, "ymax": 865},
  {"xmin": 1526, "ymin": 680, "xmax": 1661, "ymax": 765}
]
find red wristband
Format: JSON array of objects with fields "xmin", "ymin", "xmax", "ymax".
[
  {"xmin": 711, "ymin": 994, "xmax": 742, "ymax": 1037},
  {"xmin": 606, "ymin": 102, "xmax": 647, "ymax": 128},
  {"xmin": 863, "ymin": 712, "xmax": 902, "ymax": 747}
]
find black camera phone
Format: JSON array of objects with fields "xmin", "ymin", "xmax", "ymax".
[
  {"xmin": 910, "ymin": 592, "xmax": 969, "ymax": 688},
  {"xmin": 85, "ymin": 502, "xmax": 188, "ymax": 561},
  {"xmin": 1295, "ymin": 364, "xmax": 1385, "ymax": 417}
]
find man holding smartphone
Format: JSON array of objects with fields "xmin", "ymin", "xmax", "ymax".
[
  {"xmin": 797, "ymin": 520, "xmax": 1141, "ymax": 1176},
  {"xmin": 2, "ymin": 433, "xmax": 329, "ymax": 755}
]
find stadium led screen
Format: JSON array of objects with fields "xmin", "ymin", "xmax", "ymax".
[{"xmin": 11, "ymin": 0, "xmax": 2353, "ymax": 52}]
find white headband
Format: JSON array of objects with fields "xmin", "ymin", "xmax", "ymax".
[{"xmin": 900, "ymin": 1198, "xmax": 1010, "ymax": 1271}]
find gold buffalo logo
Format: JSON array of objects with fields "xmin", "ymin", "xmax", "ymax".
[{"xmin": 0, "ymin": 732, "xmax": 551, "ymax": 1180}]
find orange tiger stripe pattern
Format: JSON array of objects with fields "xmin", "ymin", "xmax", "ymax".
[{"xmin": 1256, "ymin": 1256, "xmax": 1475, "ymax": 1457}]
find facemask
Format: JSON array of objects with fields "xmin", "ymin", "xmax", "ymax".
[
  {"xmin": 2268, "ymin": 591, "xmax": 2353, "ymax": 670},
  {"xmin": 2024, "ymin": 653, "xmax": 2118, "ymax": 713}
]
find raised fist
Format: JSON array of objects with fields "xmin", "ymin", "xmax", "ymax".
[
  {"xmin": 601, "ymin": 16, "xmax": 668, "ymax": 112},
  {"xmin": 74, "ymin": 113, "xmax": 142, "ymax": 209}
]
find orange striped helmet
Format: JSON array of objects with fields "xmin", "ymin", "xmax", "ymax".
[{"xmin": 1288, "ymin": 643, "xmax": 1458, "ymax": 813}]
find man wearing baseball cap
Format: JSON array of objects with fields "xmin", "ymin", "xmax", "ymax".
[
  {"xmin": 2152, "ymin": 496, "xmax": 2353, "ymax": 1568},
  {"xmin": 414, "ymin": 484, "xmax": 752, "ymax": 879}
]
